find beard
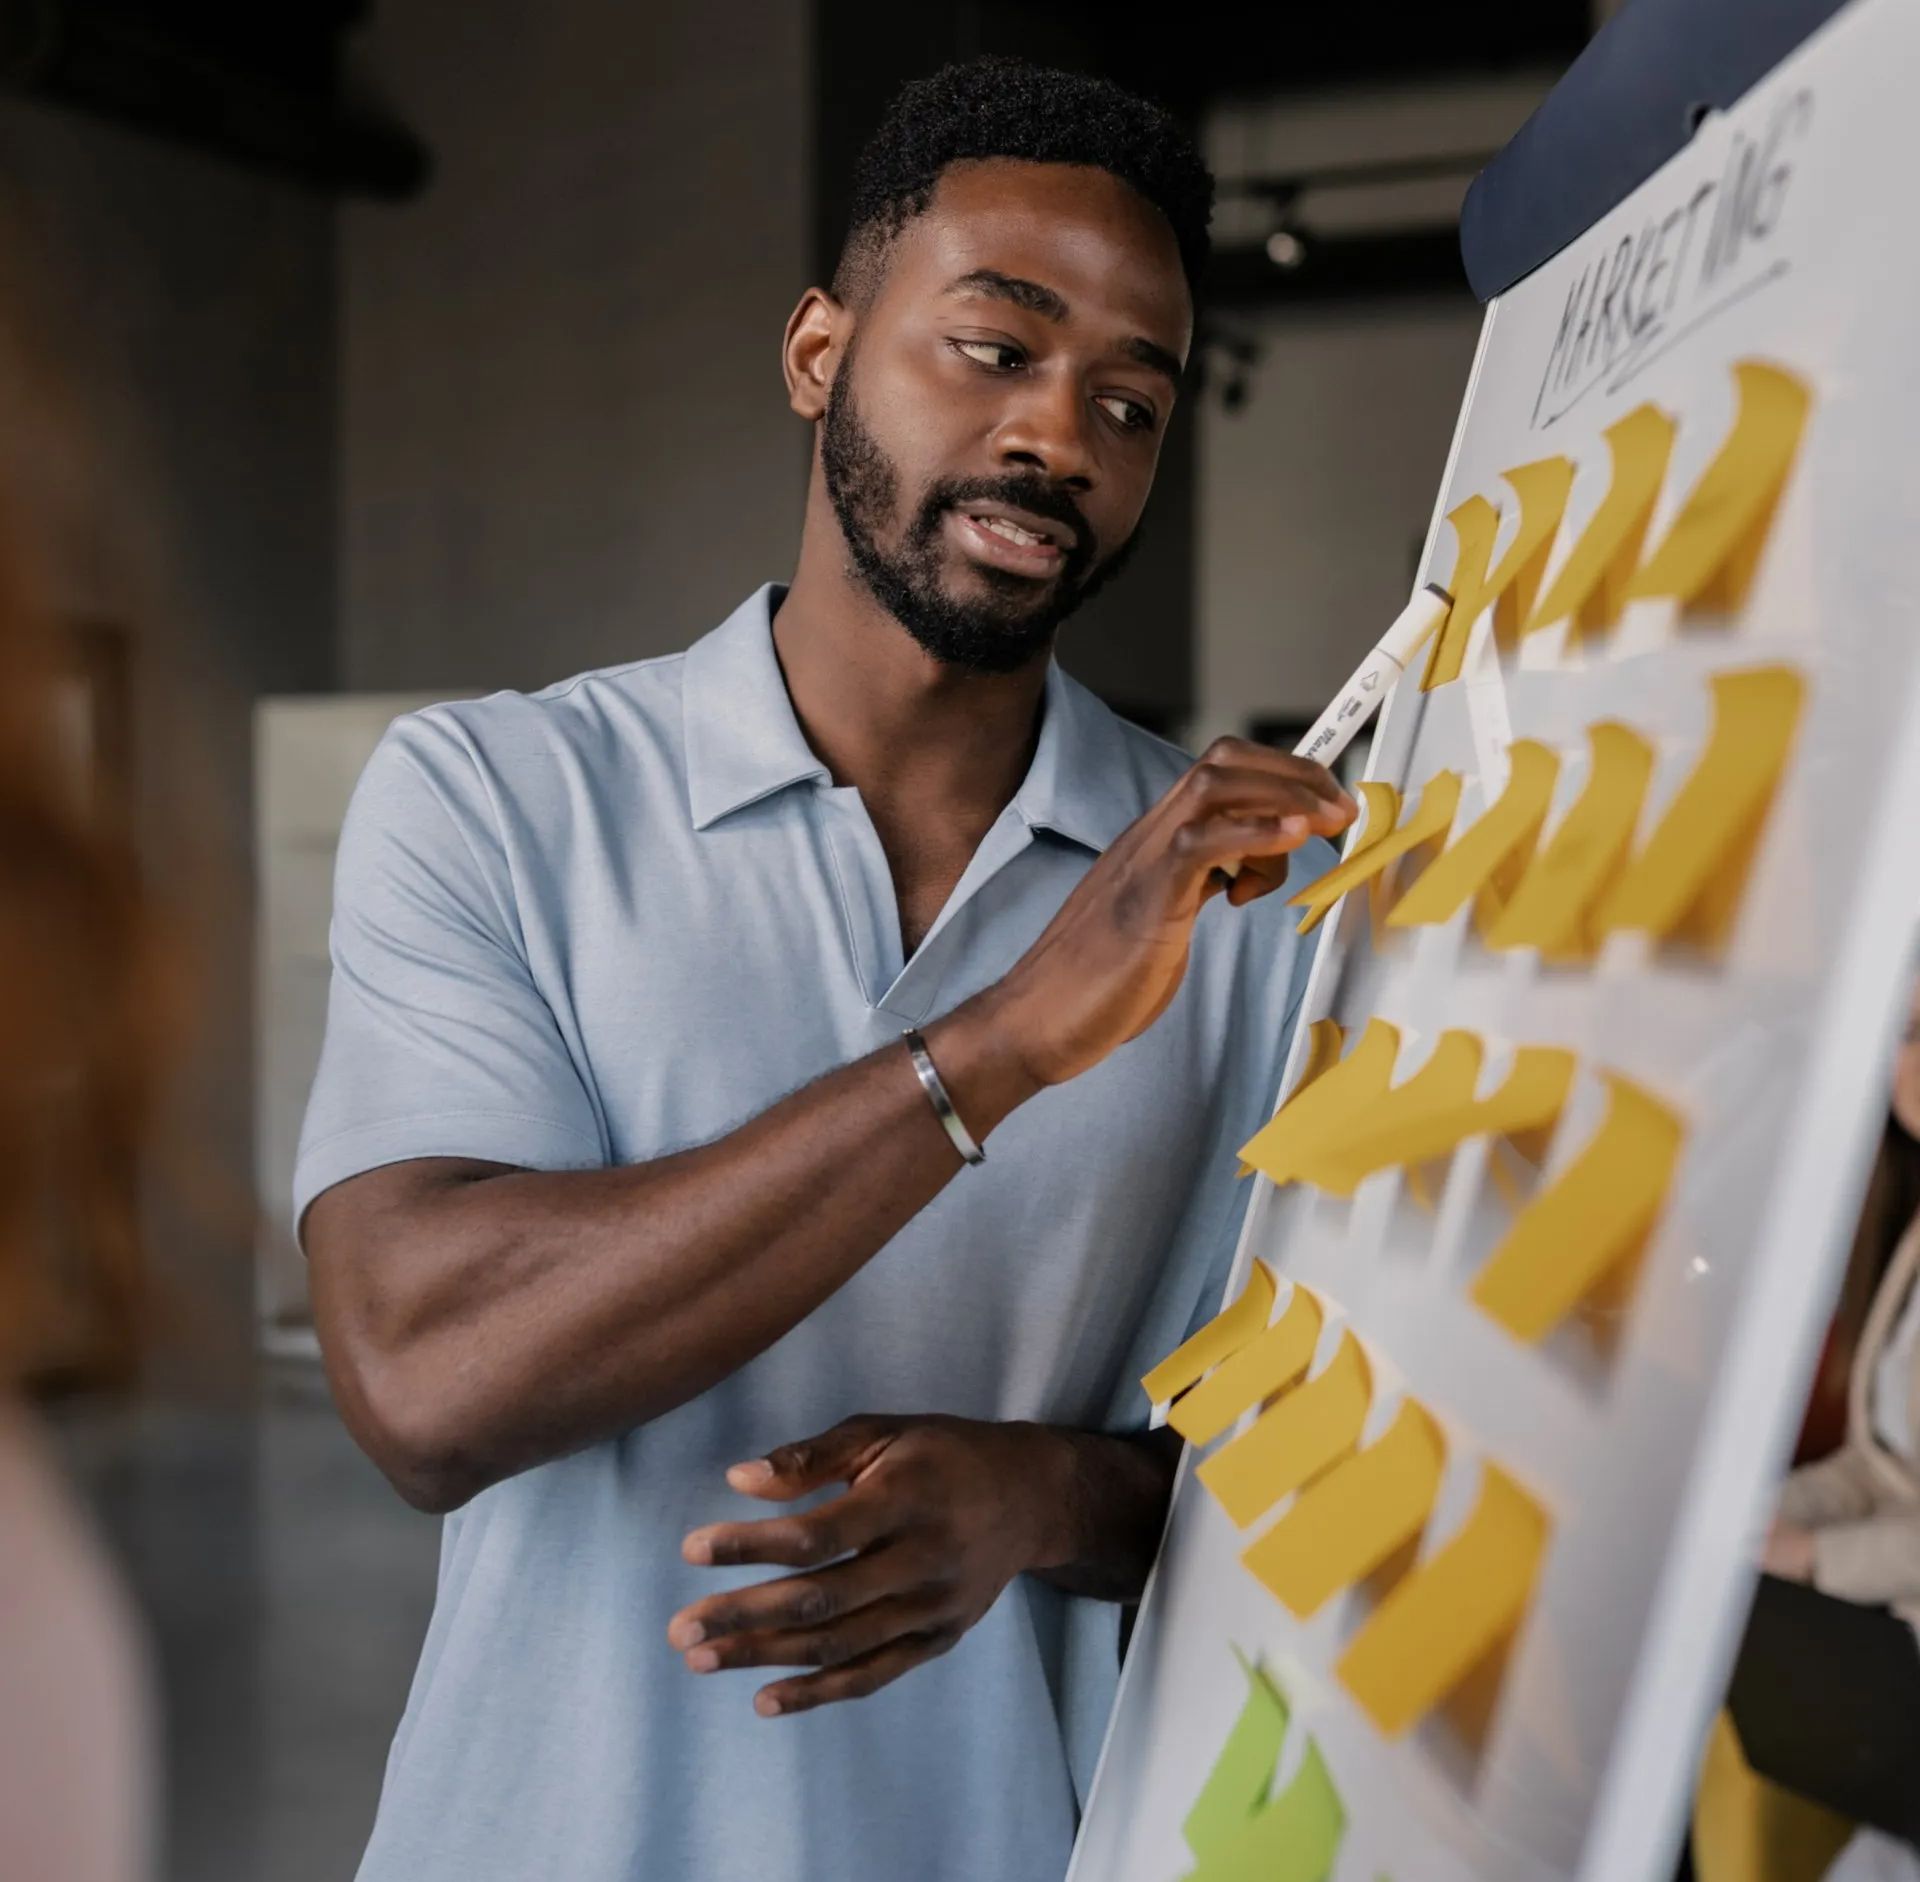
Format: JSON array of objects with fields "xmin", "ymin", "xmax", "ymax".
[{"xmin": 820, "ymin": 358, "xmax": 1142, "ymax": 676}]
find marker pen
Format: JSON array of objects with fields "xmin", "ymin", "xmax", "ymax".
[
  {"xmin": 1292, "ymin": 581, "xmax": 1454, "ymax": 769},
  {"xmin": 1218, "ymin": 581, "xmax": 1453, "ymax": 879}
]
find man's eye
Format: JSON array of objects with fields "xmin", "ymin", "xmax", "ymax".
[
  {"xmin": 952, "ymin": 339, "xmax": 1024, "ymax": 371},
  {"xmin": 1097, "ymin": 394, "xmax": 1156, "ymax": 433}
]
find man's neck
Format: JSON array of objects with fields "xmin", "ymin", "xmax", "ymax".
[{"xmin": 771, "ymin": 536, "xmax": 1049, "ymax": 833}]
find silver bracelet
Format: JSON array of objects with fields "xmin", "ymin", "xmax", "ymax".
[{"xmin": 903, "ymin": 1027, "xmax": 986, "ymax": 1166}]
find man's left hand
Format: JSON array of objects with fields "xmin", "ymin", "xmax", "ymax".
[{"xmin": 668, "ymin": 1413, "xmax": 1070, "ymax": 1717}]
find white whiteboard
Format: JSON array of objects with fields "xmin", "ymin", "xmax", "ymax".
[{"xmin": 1069, "ymin": 2, "xmax": 1920, "ymax": 1878}]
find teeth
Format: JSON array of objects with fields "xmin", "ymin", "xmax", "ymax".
[{"xmin": 972, "ymin": 514, "xmax": 1049, "ymax": 548}]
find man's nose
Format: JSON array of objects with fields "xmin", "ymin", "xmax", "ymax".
[{"xmin": 989, "ymin": 373, "xmax": 1098, "ymax": 494}]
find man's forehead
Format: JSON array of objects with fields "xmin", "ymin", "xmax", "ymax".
[{"xmin": 887, "ymin": 160, "xmax": 1191, "ymax": 348}]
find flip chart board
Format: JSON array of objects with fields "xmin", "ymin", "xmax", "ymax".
[{"xmin": 1069, "ymin": 2, "xmax": 1920, "ymax": 1877}]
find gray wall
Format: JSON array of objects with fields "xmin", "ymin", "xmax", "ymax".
[
  {"xmin": 1196, "ymin": 300, "xmax": 1483, "ymax": 737},
  {"xmin": 341, "ymin": 0, "xmax": 812, "ymax": 694},
  {"xmin": 0, "ymin": 97, "xmax": 336, "ymax": 1378},
  {"xmin": 1191, "ymin": 77, "xmax": 1553, "ymax": 747}
]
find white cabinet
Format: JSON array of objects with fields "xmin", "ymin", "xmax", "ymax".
[{"xmin": 253, "ymin": 694, "xmax": 468, "ymax": 1351}]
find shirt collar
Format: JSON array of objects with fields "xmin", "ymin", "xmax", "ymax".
[
  {"xmin": 683, "ymin": 585, "xmax": 832, "ymax": 829},
  {"xmin": 1011, "ymin": 658, "xmax": 1161, "ymax": 855},
  {"xmin": 683, "ymin": 583, "xmax": 1159, "ymax": 853}
]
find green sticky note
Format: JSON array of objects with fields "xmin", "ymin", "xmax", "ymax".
[
  {"xmin": 1188, "ymin": 1739, "xmax": 1346, "ymax": 1882},
  {"xmin": 1181, "ymin": 1658, "xmax": 1290, "ymax": 1861}
]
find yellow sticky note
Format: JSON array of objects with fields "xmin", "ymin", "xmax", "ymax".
[
  {"xmin": 1287, "ymin": 783, "xmax": 1400, "ymax": 929},
  {"xmin": 1404, "ymin": 1161, "xmax": 1437, "ymax": 1215},
  {"xmin": 1524, "ymin": 404, "xmax": 1676, "ymax": 635},
  {"xmin": 1346, "ymin": 780, "xmax": 1401, "ymax": 850},
  {"xmin": 1470, "ymin": 1074, "xmax": 1684, "ymax": 1343},
  {"xmin": 1320, "ymin": 1044, "xmax": 1574, "ymax": 1190},
  {"xmin": 1238, "ymin": 1019, "xmax": 1346, "ymax": 1179},
  {"xmin": 1237, "ymin": 1020, "xmax": 1402, "ymax": 1189},
  {"xmin": 1291, "ymin": 773, "xmax": 1464, "ymax": 936},
  {"xmin": 1241, "ymin": 1400, "xmax": 1445, "ymax": 1618},
  {"xmin": 1336, "ymin": 1463, "xmax": 1549, "ymax": 1737},
  {"xmin": 1473, "ymin": 1048, "xmax": 1576, "ymax": 1140},
  {"xmin": 1693, "ymin": 1710, "xmax": 1855, "ymax": 1882},
  {"xmin": 1199, "ymin": 1333, "xmax": 1371, "ymax": 1529},
  {"xmin": 1488, "ymin": 457, "xmax": 1575, "ymax": 645},
  {"xmin": 1422, "ymin": 496, "xmax": 1500, "ymax": 691},
  {"xmin": 1183, "ymin": 1656, "xmax": 1291, "ymax": 1862},
  {"xmin": 1485, "ymin": 723, "xmax": 1654, "ymax": 957},
  {"xmin": 1143, "ymin": 1261, "xmax": 1278, "ymax": 1406},
  {"xmin": 1186, "ymin": 1737, "xmax": 1346, "ymax": 1882},
  {"xmin": 1302, "ymin": 1032, "xmax": 1484, "ymax": 1197},
  {"xmin": 1171, "ymin": 1286, "xmax": 1324, "ymax": 1446},
  {"xmin": 1626, "ymin": 362, "xmax": 1811, "ymax": 613},
  {"xmin": 1385, "ymin": 742, "xmax": 1562, "ymax": 933},
  {"xmin": 1594, "ymin": 666, "xmax": 1804, "ymax": 949}
]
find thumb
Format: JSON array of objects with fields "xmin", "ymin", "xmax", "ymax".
[{"xmin": 726, "ymin": 1416, "xmax": 897, "ymax": 1500}]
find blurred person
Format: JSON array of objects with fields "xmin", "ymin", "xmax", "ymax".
[
  {"xmin": 301, "ymin": 56, "xmax": 1353, "ymax": 1882},
  {"xmin": 1745, "ymin": 969, "xmax": 1920, "ymax": 1846},
  {"xmin": 1763, "ymin": 971, "xmax": 1920, "ymax": 1618},
  {"xmin": 0, "ymin": 514, "xmax": 173, "ymax": 1871},
  {"xmin": 1690, "ymin": 970, "xmax": 1920, "ymax": 1882}
]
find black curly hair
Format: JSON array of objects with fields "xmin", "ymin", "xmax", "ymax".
[{"xmin": 833, "ymin": 56, "xmax": 1213, "ymax": 311}]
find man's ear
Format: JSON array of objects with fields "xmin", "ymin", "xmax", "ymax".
[{"xmin": 784, "ymin": 288, "xmax": 847, "ymax": 422}]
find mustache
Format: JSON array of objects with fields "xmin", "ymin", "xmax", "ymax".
[{"xmin": 919, "ymin": 476, "xmax": 1095, "ymax": 561}]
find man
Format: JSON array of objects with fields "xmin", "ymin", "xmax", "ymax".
[{"xmin": 301, "ymin": 55, "xmax": 1353, "ymax": 1882}]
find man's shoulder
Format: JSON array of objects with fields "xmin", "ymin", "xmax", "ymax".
[
  {"xmin": 1046, "ymin": 666, "xmax": 1194, "ymax": 821},
  {"xmin": 379, "ymin": 649, "xmax": 692, "ymax": 799}
]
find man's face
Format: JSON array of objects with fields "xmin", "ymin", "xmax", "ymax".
[{"xmin": 820, "ymin": 160, "xmax": 1192, "ymax": 674}]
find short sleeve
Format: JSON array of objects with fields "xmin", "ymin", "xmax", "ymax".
[{"xmin": 293, "ymin": 716, "xmax": 607, "ymax": 1233}]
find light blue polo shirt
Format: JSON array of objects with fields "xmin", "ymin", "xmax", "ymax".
[{"xmin": 297, "ymin": 585, "xmax": 1329, "ymax": 1882}]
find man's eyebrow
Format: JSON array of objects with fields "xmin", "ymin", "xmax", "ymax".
[
  {"xmin": 946, "ymin": 270, "xmax": 1186, "ymax": 387},
  {"xmin": 946, "ymin": 269, "xmax": 1070, "ymax": 322},
  {"xmin": 1119, "ymin": 335, "xmax": 1185, "ymax": 387}
]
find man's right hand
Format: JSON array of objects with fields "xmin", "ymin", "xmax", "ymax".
[{"xmin": 974, "ymin": 738, "xmax": 1354, "ymax": 1092}]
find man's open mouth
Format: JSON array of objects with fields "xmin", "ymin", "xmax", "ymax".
[{"xmin": 947, "ymin": 503, "xmax": 1076, "ymax": 576}]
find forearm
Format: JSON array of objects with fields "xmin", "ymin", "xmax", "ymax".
[
  {"xmin": 1027, "ymin": 1425, "xmax": 1181, "ymax": 1602},
  {"xmin": 313, "ymin": 992, "xmax": 1039, "ymax": 1508}
]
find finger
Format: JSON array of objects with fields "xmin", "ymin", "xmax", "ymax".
[
  {"xmin": 668, "ymin": 1539, "xmax": 928, "ymax": 1650},
  {"xmin": 683, "ymin": 1481, "xmax": 897, "ymax": 1571},
  {"xmin": 1182, "ymin": 760, "xmax": 1351, "ymax": 825},
  {"xmin": 1169, "ymin": 814, "xmax": 1318, "ymax": 898},
  {"xmin": 1186, "ymin": 739, "xmax": 1358, "ymax": 812},
  {"xmin": 1226, "ymin": 853, "xmax": 1292, "ymax": 905},
  {"xmin": 753, "ymin": 1626, "xmax": 965, "ymax": 1718},
  {"xmin": 724, "ymin": 1415, "xmax": 898, "ymax": 1500},
  {"xmin": 1167, "ymin": 768, "xmax": 1351, "ymax": 848},
  {"xmin": 683, "ymin": 1589, "xmax": 951, "ymax": 1677}
]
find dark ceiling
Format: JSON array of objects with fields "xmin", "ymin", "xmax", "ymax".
[
  {"xmin": 0, "ymin": 0, "xmax": 425, "ymax": 195},
  {"xmin": 0, "ymin": 0, "xmax": 1592, "ymax": 276}
]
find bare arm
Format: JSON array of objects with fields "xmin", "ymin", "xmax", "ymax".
[
  {"xmin": 308, "ymin": 994, "xmax": 1039, "ymax": 1512},
  {"xmin": 307, "ymin": 738, "xmax": 1353, "ymax": 1514}
]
